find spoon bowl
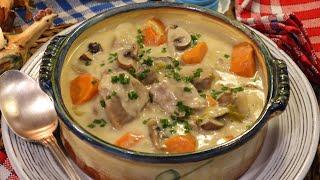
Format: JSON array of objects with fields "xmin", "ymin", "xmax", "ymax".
[
  {"xmin": 0, "ymin": 70, "xmax": 80, "ymax": 180},
  {"xmin": 0, "ymin": 70, "xmax": 58, "ymax": 140}
]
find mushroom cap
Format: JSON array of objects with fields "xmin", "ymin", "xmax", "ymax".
[
  {"xmin": 117, "ymin": 45, "xmax": 138, "ymax": 70},
  {"xmin": 167, "ymin": 26, "xmax": 191, "ymax": 51}
]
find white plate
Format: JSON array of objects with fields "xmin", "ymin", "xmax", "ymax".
[{"xmin": 2, "ymin": 22, "xmax": 320, "ymax": 180}]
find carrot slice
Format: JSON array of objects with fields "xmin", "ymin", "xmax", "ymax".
[
  {"xmin": 70, "ymin": 73, "xmax": 99, "ymax": 105},
  {"xmin": 115, "ymin": 132, "xmax": 144, "ymax": 149},
  {"xmin": 206, "ymin": 95, "xmax": 218, "ymax": 107},
  {"xmin": 181, "ymin": 42, "xmax": 208, "ymax": 64},
  {"xmin": 142, "ymin": 17, "xmax": 166, "ymax": 46},
  {"xmin": 164, "ymin": 134, "xmax": 196, "ymax": 153},
  {"xmin": 230, "ymin": 42, "xmax": 256, "ymax": 77}
]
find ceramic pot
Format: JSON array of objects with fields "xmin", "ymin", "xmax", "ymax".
[{"xmin": 39, "ymin": 2, "xmax": 290, "ymax": 179}]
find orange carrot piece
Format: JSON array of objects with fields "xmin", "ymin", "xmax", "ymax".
[
  {"xmin": 224, "ymin": 135, "xmax": 234, "ymax": 141},
  {"xmin": 230, "ymin": 42, "xmax": 256, "ymax": 77},
  {"xmin": 164, "ymin": 134, "xmax": 196, "ymax": 153},
  {"xmin": 142, "ymin": 17, "xmax": 166, "ymax": 46},
  {"xmin": 70, "ymin": 73, "xmax": 99, "ymax": 105},
  {"xmin": 115, "ymin": 133, "xmax": 144, "ymax": 149},
  {"xmin": 206, "ymin": 95, "xmax": 218, "ymax": 107},
  {"xmin": 181, "ymin": 42, "xmax": 208, "ymax": 64}
]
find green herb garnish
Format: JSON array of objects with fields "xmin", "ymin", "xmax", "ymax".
[
  {"xmin": 193, "ymin": 68, "xmax": 203, "ymax": 78},
  {"xmin": 136, "ymin": 29, "xmax": 144, "ymax": 49},
  {"xmin": 108, "ymin": 52, "xmax": 118, "ymax": 63},
  {"xmin": 128, "ymin": 91, "xmax": 139, "ymax": 100},
  {"xmin": 137, "ymin": 69, "xmax": 150, "ymax": 80},
  {"xmin": 111, "ymin": 73, "xmax": 130, "ymax": 84},
  {"xmin": 88, "ymin": 119, "xmax": 107, "ymax": 128},
  {"xmin": 231, "ymin": 86, "xmax": 244, "ymax": 93},
  {"xmin": 176, "ymin": 101, "xmax": 193, "ymax": 117},
  {"xmin": 190, "ymin": 33, "xmax": 201, "ymax": 47},
  {"xmin": 142, "ymin": 57, "xmax": 153, "ymax": 66},
  {"xmin": 184, "ymin": 87, "xmax": 191, "ymax": 92},
  {"xmin": 100, "ymin": 63, "xmax": 105, "ymax": 67},
  {"xmin": 100, "ymin": 99, "xmax": 106, "ymax": 108},
  {"xmin": 224, "ymin": 54, "xmax": 230, "ymax": 59},
  {"xmin": 161, "ymin": 47, "xmax": 167, "ymax": 53}
]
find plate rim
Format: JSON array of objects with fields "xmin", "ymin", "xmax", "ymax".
[{"xmin": 2, "ymin": 19, "xmax": 319, "ymax": 180}]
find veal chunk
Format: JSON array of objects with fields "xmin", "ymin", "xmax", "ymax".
[
  {"xmin": 149, "ymin": 78, "xmax": 206, "ymax": 114},
  {"xmin": 99, "ymin": 71, "xmax": 149, "ymax": 129},
  {"xmin": 179, "ymin": 65, "xmax": 215, "ymax": 91},
  {"xmin": 105, "ymin": 96, "xmax": 134, "ymax": 128}
]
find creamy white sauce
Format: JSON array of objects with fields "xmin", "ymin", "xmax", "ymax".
[{"xmin": 61, "ymin": 14, "xmax": 265, "ymax": 153}]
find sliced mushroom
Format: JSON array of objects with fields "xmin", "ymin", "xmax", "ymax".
[
  {"xmin": 206, "ymin": 106, "xmax": 230, "ymax": 118},
  {"xmin": 79, "ymin": 52, "xmax": 92, "ymax": 65},
  {"xmin": 148, "ymin": 120, "xmax": 163, "ymax": 150},
  {"xmin": 167, "ymin": 26, "xmax": 191, "ymax": 51},
  {"xmin": 193, "ymin": 76, "xmax": 213, "ymax": 91},
  {"xmin": 117, "ymin": 44, "xmax": 138, "ymax": 70},
  {"xmin": 199, "ymin": 119, "xmax": 224, "ymax": 131},
  {"xmin": 88, "ymin": 42, "xmax": 102, "ymax": 54},
  {"xmin": 218, "ymin": 93, "xmax": 234, "ymax": 106}
]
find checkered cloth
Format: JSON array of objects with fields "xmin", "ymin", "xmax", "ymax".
[{"xmin": 235, "ymin": 0, "xmax": 320, "ymax": 85}]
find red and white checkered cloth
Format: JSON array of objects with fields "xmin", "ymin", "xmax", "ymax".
[
  {"xmin": 0, "ymin": 150, "xmax": 18, "ymax": 180},
  {"xmin": 236, "ymin": 0, "xmax": 320, "ymax": 85}
]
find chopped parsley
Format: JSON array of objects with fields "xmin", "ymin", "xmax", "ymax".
[
  {"xmin": 224, "ymin": 54, "xmax": 230, "ymax": 59},
  {"xmin": 100, "ymin": 63, "xmax": 105, "ymax": 67},
  {"xmin": 231, "ymin": 86, "xmax": 244, "ymax": 93},
  {"xmin": 193, "ymin": 68, "xmax": 203, "ymax": 78},
  {"xmin": 190, "ymin": 33, "xmax": 201, "ymax": 47},
  {"xmin": 136, "ymin": 29, "xmax": 144, "ymax": 49},
  {"xmin": 128, "ymin": 67, "xmax": 136, "ymax": 77},
  {"xmin": 128, "ymin": 91, "xmax": 139, "ymax": 100},
  {"xmin": 184, "ymin": 87, "xmax": 192, "ymax": 92},
  {"xmin": 100, "ymin": 99, "xmax": 106, "ymax": 108},
  {"xmin": 176, "ymin": 101, "xmax": 193, "ymax": 118},
  {"xmin": 87, "ymin": 119, "xmax": 107, "ymax": 128},
  {"xmin": 211, "ymin": 86, "xmax": 244, "ymax": 99},
  {"xmin": 172, "ymin": 59, "xmax": 180, "ymax": 67},
  {"xmin": 111, "ymin": 73, "xmax": 130, "ymax": 84},
  {"xmin": 211, "ymin": 89, "xmax": 224, "ymax": 99},
  {"xmin": 143, "ymin": 118, "xmax": 151, "ymax": 125},
  {"xmin": 161, "ymin": 47, "xmax": 167, "ymax": 53},
  {"xmin": 106, "ymin": 91, "xmax": 117, "ymax": 100},
  {"xmin": 84, "ymin": 61, "xmax": 91, "ymax": 66},
  {"xmin": 108, "ymin": 52, "xmax": 118, "ymax": 63},
  {"xmin": 137, "ymin": 69, "xmax": 150, "ymax": 80},
  {"xmin": 142, "ymin": 57, "xmax": 153, "ymax": 66},
  {"xmin": 160, "ymin": 119, "xmax": 170, "ymax": 128},
  {"xmin": 108, "ymin": 68, "xmax": 112, "ymax": 73}
]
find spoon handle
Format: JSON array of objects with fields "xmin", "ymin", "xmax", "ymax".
[{"xmin": 41, "ymin": 135, "xmax": 81, "ymax": 180}]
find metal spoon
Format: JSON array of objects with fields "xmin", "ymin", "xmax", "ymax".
[{"xmin": 0, "ymin": 70, "xmax": 80, "ymax": 180}]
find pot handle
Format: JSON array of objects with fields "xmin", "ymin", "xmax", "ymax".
[
  {"xmin": 39, "ymin": 35, "xmax": 67, "ymax": 95},
  {"xmin": 268, "ymin": 58, "xmax": 290, "ymax": 117}
]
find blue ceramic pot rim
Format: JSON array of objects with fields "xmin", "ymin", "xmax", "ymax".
[{"xmin": 48, "ymin": 2, "xmax": 279, "ymax": 163}]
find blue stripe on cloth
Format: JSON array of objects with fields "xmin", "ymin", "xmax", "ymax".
[
  {"xmin": 34, "ymin": 1, "xmax": 48, "ymax": 10},
  {"xmin": 55, "ymin": 0, "xmax": 74, "ymax": 11},
  {"xmin": 89, "ymin": 2, "xmax": 114, "ymax": 13}
]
